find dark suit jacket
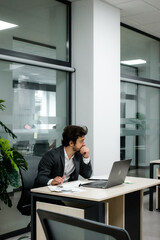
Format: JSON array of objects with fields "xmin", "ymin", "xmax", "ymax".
[{"xmin": 34, "ymin": 145, "xmax": 92, "ymax": 187}]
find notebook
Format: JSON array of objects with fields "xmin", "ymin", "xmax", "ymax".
[{"xmin": 80, "ymin": 159, "xmax": 131, "ymax": 189}]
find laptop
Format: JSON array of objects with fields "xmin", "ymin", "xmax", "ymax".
[{"xmin": 80, "ymin": 159, "xmax": 131, "ymax": 189}]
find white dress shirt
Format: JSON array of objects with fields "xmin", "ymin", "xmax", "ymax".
[
  {"xmin": 63, "ymin": 148, "xmax": 75, "ymax": 182},
  {"xmin": 47, "ymin": 147, "xmax": 90, "ymax": 185}
]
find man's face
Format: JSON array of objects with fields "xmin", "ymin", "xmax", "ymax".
[{"xmin": 72, "ymin": 136, "xmax": 85, "ymax": 152}]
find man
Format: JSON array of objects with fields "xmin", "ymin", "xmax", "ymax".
[{"xmin": 34, "ymin": 125, "xmax": 92, "ymax": 187}]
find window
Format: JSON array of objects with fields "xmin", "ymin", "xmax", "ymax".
[
  {"xmin": 121, "ymin": 25, "xmax": 160, "ymax": 82},
  {"xmin": 3, "ymin": 63, "xmax": 69, "ymax": 155},
  {"xmin": 121, "ymin": 25, "xmax": 160, "ymax": 178},
  {"xmin": 0, "ymin": 0, "xmax": 70, "ymax": 62},
  {"xmin": 0, "ymin": 0, "xmax": 72, "ymax": 236}
]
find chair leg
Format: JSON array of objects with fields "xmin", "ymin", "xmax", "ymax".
[
  {"xmin": 17, "ymin": 235, "xmax": 31, "ymax": 240},
  {"xmin": 17, "ymin": 221, "xmax": 31, "ymax": 240},
  {"xmin": 27, "ymin": 221, "xmax": 31, "ymax": 230}
]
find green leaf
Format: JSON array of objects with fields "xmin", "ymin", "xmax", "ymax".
[
  {"xmin": 0, "ymin": 190, "xmax": 12, "ymax": 208},
  {"xmin": 0, "ymin": 99, "xmax": 28, "ymax": 209},
  {"xmin": 7, "ymin": 169, "xmax": 19, "ymax": 187},
  {"xmin": 0, "ymin": 121, "xmax": 17, "ymax": 139},
  {"xmin": 0, "ymin": 100, "xmax": 6, "ymax": 111},
  {"xmin": 12, "ymin": 150, "xmax": 28, "ymax": 170},
  {"xmin": 0, "ymin": 139, "xmax": 18, "ymax": 171}
]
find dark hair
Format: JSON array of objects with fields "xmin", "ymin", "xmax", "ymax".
[{"xmin": 61, "ymin": 125, "xmax": 88, "ymax": 146}]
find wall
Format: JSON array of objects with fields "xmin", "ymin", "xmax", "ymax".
[
  {"xmin": 72, "ymin": 0, "xmax": 120, "ymax": 175},
  {"xmin": 72, "ymin": 0, "xmax": 94, "ymax": 162}
]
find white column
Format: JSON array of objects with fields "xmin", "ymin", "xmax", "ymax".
[{"xmin": 72, "ymin": 0, "xmax": 120, "ymax": 175}]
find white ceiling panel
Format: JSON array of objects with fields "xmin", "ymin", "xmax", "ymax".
[
  {"xmin": 104, "ymin": 0, "xmax": 160, "ymax": 39},
  {"xmin": 118, "ymin": 1, "xmax": 155, "ymax": 16},
  {"xmin": 144, "ymin": 0, "xmax": 160, "ymax": 10},
  {"xmin": 104, "ymin": 0, "xmax": 133, "ymax": 5},
  {"xmin": 143, "ymin": 21, "xmax": 160, "ymax": 33},
  {"xmin": 126, "ymin": 10, "xmax": 160, "ymax": 25},
  {"xmin": 120, "ymin": 16, "xmax": 141, "ymax": 27}
]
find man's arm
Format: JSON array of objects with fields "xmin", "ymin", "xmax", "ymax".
[
  {"xmin": 50, "ymin": 175, "xmax": 65, "ymax": 185},
  {"xmin": 79, "ymin": 146, "xmax": 92, "ymax": 179},
  {"xmin": 80, "ymin": 146, "xmax": 89, "ymax": 158}
]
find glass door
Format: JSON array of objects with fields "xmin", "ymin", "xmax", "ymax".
[{"xmin": 121, "ymin": 81, "xmax": 160, "ymax": 178}]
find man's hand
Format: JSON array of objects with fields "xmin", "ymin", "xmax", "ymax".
[
  {"xmin": 80, "ymin": 146, "xmax": 89, "ymax": 158},
  {"xmin": 51, "ymin": 175, "xmax": 65, "ymax": 186}
]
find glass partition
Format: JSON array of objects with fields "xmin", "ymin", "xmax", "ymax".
[
  {"xmin": 0, "ymin": 61, "xmax": 69, "ymax": 157},
  {"xmin": 0, "ymin": 0, "xmax": 70, "ymax": 62},
  {"xmin": 121, "ymin": 26, "xmax": 160, "ymax": 81},
  {"xmin": 121, "ymin": 81, "xmax": 160, "ymax": 178},
  {"xmin": 0, "ymin": 60, "xmax": 70, "ymax": 235},
  {"xmin": 0, "ymin": 0, "xmax": 71, "ymax": 236}
]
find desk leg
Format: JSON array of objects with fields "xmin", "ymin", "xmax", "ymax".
[
  {"xmin": 31, "ymin": 193, "xmax": 37, "ymax": 240},
  {"xmin": 156, "ymin": 184, "xmax": 160, "ymax": 211},
  {"xmin": 149, "ymin": 186, "xmax": 154, "ymax": 211},
  {"xmin": 85, "ymin": 202, "xmax": 105, "ymax": 223},
  {"xmin": 149, "ymin": 163, "xmax": 154, "ymax": 211},
  {"xmin": 125, "ymin": 190, "xmax": 142, "ymax": 240},
  {"xmin": 156, "ymin": 168, "xmax": 160, "ymax": 211},
  {"xmin": 158, "ymin": 186, "xmax": 160, "ymax": 211},
  {"xmin": 105, "ymin": 195, "xmax": 124, "ymax": 228}
]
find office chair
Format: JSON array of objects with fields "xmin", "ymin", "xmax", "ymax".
[
  {"xmin": 33, "ymin": 140, "xmax": 49, "ymax": 156},
  {"xmin": 37, "ymin": 209, "xmax": 131, "ymax": 240},
  {"xmin": 17, "ymin": 155, "xmax": 41, "ymax": 240}
]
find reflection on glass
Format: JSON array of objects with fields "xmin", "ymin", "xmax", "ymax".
[
  {"xmin": 13, "ymin": 38, "xmax": 56, "ymax": 60},
  {"xmin": 0, "ymin": 61, "xmax": 69, "ymax": 157},
  {"xmin": 121, "ymin": 26, "xmax": 160, "ymax": 81},
  {"xmin": 0, "ymin": 0, "xmax": 69, "ymax": 61}
]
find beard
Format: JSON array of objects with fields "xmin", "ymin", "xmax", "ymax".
[{"xmin": 72, "ymin": 145, "xmax": 81, "ymax": 153}]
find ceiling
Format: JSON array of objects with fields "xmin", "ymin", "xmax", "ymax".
[{"xmin": 105, "ymin": 0, "xmax": 160, "ymax": 39}]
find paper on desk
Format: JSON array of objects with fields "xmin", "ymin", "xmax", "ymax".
[{"xmin": 48, "ymin": 181, "xmax": 84, "ymax": 193}]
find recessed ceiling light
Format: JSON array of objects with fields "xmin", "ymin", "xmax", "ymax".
[
  {"xmin": 0, "ymin": 20, "xmax": 18, "ymax": 31},
  {"xmin": 121, "ymin": 59, "xmax": 146, "ymax": 65}
]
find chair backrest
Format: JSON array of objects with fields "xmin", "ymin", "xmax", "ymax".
[
  {"xmin": 17, "ymin": 155, "xmax": 41, "ymax": 215},
  {"xmin": 37, "ymin": 209, "xmax": 131, "ymax": 240},
  {"xmin": 20, "ymin": 155, "xmax": 41, "ymax": 189},
  {"xmin": 33, "ymin": 140, "xmax": 49, "ymax": 156}
]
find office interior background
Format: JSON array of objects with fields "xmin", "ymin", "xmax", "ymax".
[{"xmin": 1, "ymin": 0, "xmax": 160, "ymax": 238}]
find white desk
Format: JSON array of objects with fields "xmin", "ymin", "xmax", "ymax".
[{"xmin": 31, "ymin": 176, "xmax": 160, "ymax": 240}]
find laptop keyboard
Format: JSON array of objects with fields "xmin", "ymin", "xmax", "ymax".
[{"xmin": 81, "ymin": 180, "xmax": 108, "ymax": 188}]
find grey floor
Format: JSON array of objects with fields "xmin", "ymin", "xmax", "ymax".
[
  {"xmin": 143, "ymin": 193, "xmax": 160, "ymax": 240},
  {"xmin": 5, "ymin": 193, "xmax": 160, "ymax": 240}
]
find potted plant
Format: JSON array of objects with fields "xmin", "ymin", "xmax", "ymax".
[{"xmin": 0, "ymin": 100, "xmax": 27, "ymax": 208}]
